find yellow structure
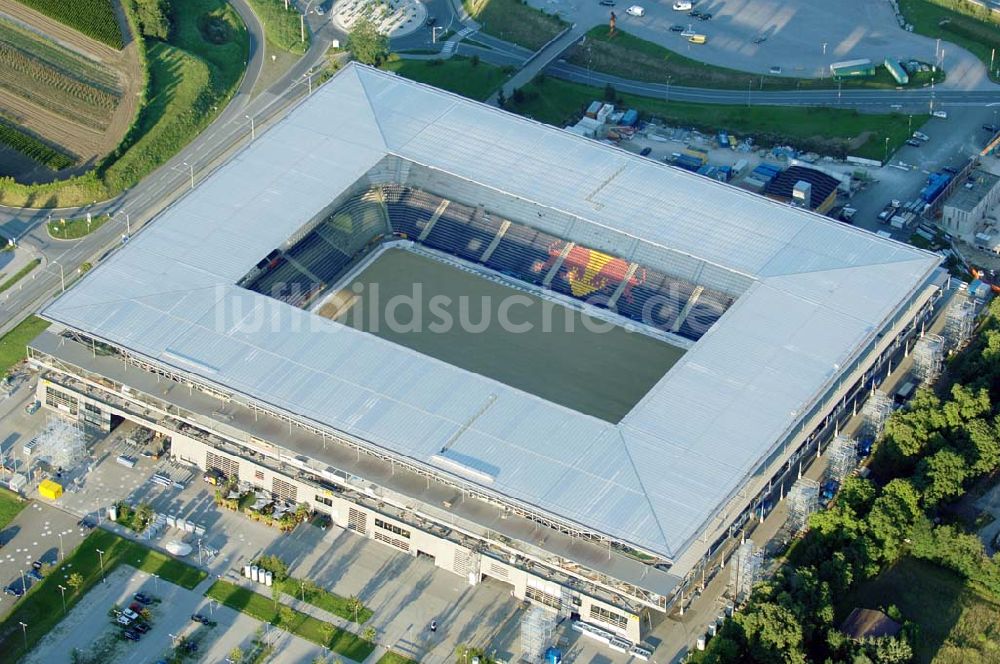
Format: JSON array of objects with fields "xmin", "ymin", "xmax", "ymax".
[{"xmin": 39, "ymin": 479, "xmax": 63, "ymax": 500}]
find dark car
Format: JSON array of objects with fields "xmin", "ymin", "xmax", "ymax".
[
  {"xmin": 123, "ymin": 629, "xmax": 141, "ymax": 642},
  {"xmin": 31, "ymin": 561, "xmax": 43, "ymax": 571},
  {"xmin": 984, "ymin": 124, "xmax": 999, "ymax": 133},
  {"xmin": 599, "ymin": 0, "xmax": 616, "ymax": 5},
  {"xmin": 191, "ymin": 614, "xmax": 210, "ymax": 624},
  {"xmin": 639, "ymin": 147, "xmax": 652, "ymax": 156},
  {"xmin": 78, "ymin": 518, "xmax": 96, "ymax": 530},
  {"xmin": 133, "ymin": 621, "xmax": 150, "ymax": 634},
  {"xmin": 698, "ymin": 11, "xmax": 712, "ymax": 19},
  {"xmin": 27, "ymin": 568, "xmax": 43, "ymax": 581},
  {"xmin": 134, "ymin": 592, "xmax": 153, "ymax": 605},
  {"xmin": 905, "ymin": 138, "xmax": 922, "ymax": 147},
  {"xmin": 669, "ymin": 24, "xmax": 685, "ymax": 31},
  {"xmin": 425, "ymin": 16, "xmax": 437, "ymax": 27},
  {"xmin": 688, "ymin": 9, "xmax": 701, "ymax": 16},
  {"xmin": 4, "ymin": 585, "xmax": 23, "ymax": 598}
]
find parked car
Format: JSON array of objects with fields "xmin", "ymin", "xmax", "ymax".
[
  {"xmin": 425, "ymin": 16, "xmax": 436, "ymax": 26},
  {"xmin": 672, "ymin": 0, "xmax": 692, "ymax": 9},
  {"xmin": 983, "ymin": 124, "xmax": 999, "ymax": 133},
  {"xmin": 122, "ymin": 608, "xmax": 140, "ymax": 621},
  {"xmin": 625, "ymin": 5, "xmax": 645, "ymax": 16},
  {"xmin": 931, "ymin": 110, "xmax": 948, "ymax": 118},
  {"xmin": 913, "ymin": 131, "xmax": 930, "ymax": 141},
  {"xmin": 905, "ymin": 138, "xmax": 922, "ymax": 147},
  {"xmin": 27, "ymin": 568, "xmax": 43, "ymax": 581},
  {"xmin": 123, "ymin": 629, "xmax": 141, "ymax": 641},
  {"xmin": 24, "ymin": 400, "xmax": 40, "ymax": 415},
  {"xmin": 599, "ymin": 0, "xmax": 616, "ymax": 5},
  {"xmin": 640, "ymin": 147, "xmax": 652, "ymax": 156},
  {"xmin": 688, "ymin": 9, "xmax": 701, "ymax": 16},
  {"xmin": 31, "ymin": 560, "xmax": 43, "ymax": 571},
  {"xmin": 698, "ymin": 11, "xmax": 712, "ymax": 19},
  {"xmin": 134, "ymin": 592, "xmax": 153, "ymax": 605},
  {"xmin": 752, "ymin": 35, "xmax": 767, "ymax": 44},
  {"xmin": 669, "ymin": 23, "xmax": 685, "ymax": 31},
  {"xmin": 191, "ymin": 614, "xmax": 210, "ymax": 624},
  {"xmin": 133, "ymin": 622, "xmax": 150, "ymax": 634},
  {"xmin": 769, "ymin": 66, "xmax": 782, "ymax": 74},
  {"xmin": 4, "ymin": 585, "xmax": 23, "ymax": 598},
  {"xmin": 117, "ymin": 614, "xmax": 133, "ymax": 626},
  {"xmin": 78, "ymin": 517, "xmax": 96, "ymax": 530}
]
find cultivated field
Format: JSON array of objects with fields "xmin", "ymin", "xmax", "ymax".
[{"xmin": 0, "ymin": 0, "xmax": 142, "ymax": 176}]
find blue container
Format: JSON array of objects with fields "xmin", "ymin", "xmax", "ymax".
[{"xmin": 545, "ymin": 647, "xmax": 563, "ymax": 664}]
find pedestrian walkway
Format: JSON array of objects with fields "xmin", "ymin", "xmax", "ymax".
[{"xmin": 486, "ymin": 24, "xmax": 586, "ymax": 106}]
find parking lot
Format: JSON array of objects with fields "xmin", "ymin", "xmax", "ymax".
[{"xmin": 523, "ymin": 0, "xmax": 990, "ymax": 88}]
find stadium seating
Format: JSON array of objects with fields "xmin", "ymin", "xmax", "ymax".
[{"xmin": 245, "ymin": 184, "xmax": 734, "ymax": 339}]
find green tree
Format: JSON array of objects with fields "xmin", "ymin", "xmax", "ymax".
[
  {"xmin": 916, "ymin": 448, "xmax": 967, "ymax": 506},
  {"xmin": 362, "ymin": 626, "xmax": 376, "ymax": 642},
  {"xmin": 346, "ymin": 595, "xmax": 364, "ymax": 623},
  {"xmin": 229, "ymin": 646, "xmax": 245, "ymax": 663},
  {"xmin": 132, "ymin": 0, "xmax": 171, "ymax": 39},
  {"xmin": 348, "ymin": 18, "xmax": 389, "ymax": 66},
  {"xmin": 67, "ymin": 571, "xmax": 84, "ymax": 591},
  {"xmin": 134, "ymin": 502, "xmax": 155, "ymax": 530},
  {"xmin": 734, "ymin": 602, "xmax": 807, "ymax": 664}
]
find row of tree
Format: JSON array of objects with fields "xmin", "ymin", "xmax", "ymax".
[
  {"xmin": 699, "ymin": 298, "xmax": 1000, "ymax": 663},
  {"xmin": 131, "ymin": 0, "xmax": 171, "ymax": 40}
]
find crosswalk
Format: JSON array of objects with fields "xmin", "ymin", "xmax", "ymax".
[{"xmin": 440, "ymin": 27, "xmax": 476, "ymax": 56}]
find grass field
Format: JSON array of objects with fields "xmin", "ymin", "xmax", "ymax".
[
  {"xmin": 276, "ymin": 577, "xmax": 372, "ymax": 623},
  {"xmin": 566, "ymin": 26, "xmax": 944, "ymax": 90},
  {"xmin": 325, "ymin": 248, "xmax": 685, "ymax": 422},
  {"xmin": 206, "ymin": 581, "xmax": 376, "ymax": 661},
  {"xmin": 47, "ymin": 214, "xmax": 111, "ymax": 240},
  {"xmin": 0, "ymin": 259, "xmax": 41, "ymax": 295},
  {"xmin": 900, "ymin": 0, "xmax": 1000, "ymax": 82},
  {"xmin": 0, "ymin": 315, "xmax": 48, "ymax": 376},
  {"xmin": 0, "ymin": 487, "xmax": 26, "ymax": 530},
  {"xmin": 462, "ymin": 0, "xmax": 566, "ymax": 50},
  {"xmin": 0, "ymin": 529, "xmax": 207, "ymax": 662},
  {"xmin": 246, "ymin": 0, "xmax": 310, "ymax": 55},
  {"xmin": 14, "ymin": 0, "xmax": 124, "ymax": 49},
  {"xmin": 383, "ymin": 56, "xmax": 508, "ymax": 100},
  {"xmin": 507, "ymin": 77, "xmax": 915, "ymax": 161},
  {"xmin": 841, "ymin": 557, "xmax": 1000, "ymax": 663}
]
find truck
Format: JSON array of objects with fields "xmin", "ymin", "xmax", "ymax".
[
  {"xmin": 839, "ymin": 206, "xmax": 857, "ymax": 223},
  {"xmin": 894, "ymin": 381, "xmax": 916, "ymax": 404},
  {"xmin": 890, "ymin": 211, "xmax": 915, "ymax": 230}
]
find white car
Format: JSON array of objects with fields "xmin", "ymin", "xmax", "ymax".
[
  {"xmin": 626, "ymin": 5, "xmax": 645, "ymax": 16},
  {"xmin": 672, "ymin": 0, "xmax": 691, "ymax": 9},
  {"xmin": 931, "ymin": 110, "xmax": 948, "ymax": 119}
]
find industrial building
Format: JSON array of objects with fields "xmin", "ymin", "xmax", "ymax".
[
  {"xmin": 764, "ymin": 165, "xmax": 842, "ymax": 213},
  {"xmin": 29, "ymin": 64, "xmax": 944, "ymax": 644},
  {"xmin": 941, "ymin": 168, "xmax": 1000, "ymax": 241}
]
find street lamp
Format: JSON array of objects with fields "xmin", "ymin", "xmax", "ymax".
[
  {"xmin": 245, "ymin": 114, "xmax": 255, "ymax": 140},
  {"xmin": 181, "ymin": 161, "xmax": 194, "ymax": 189},
  {"xmin": 116, "ymin": 210, "xmax": 131, "ymax": 235},
  {"xmin": 665, "ymin": 75, "xmax": 672, "ymax": 103},
  {"xmin": 96, "ymin": 548, "xmax": 106, "ymax": 583},
  {"xmin": 50, "ymin": 261, "xmax": 65, "ymax": 293},
  {"xmin": 884, "ymin": 136, "xmax": 890, "ymax": 163},
  {"xmin": 58, "ymin": 532, "xmax": 64, "ymax": 561},
  {"xmin": 57, "ymin": 584, "xmax": 67, "ymax": 614},
  {"xmin": 152, "ymin": 573, "xmax": 160, "ymax": 592},
  {"xmin": 18, "ymin": 621, "xmax": 27, "ymax": 650}
]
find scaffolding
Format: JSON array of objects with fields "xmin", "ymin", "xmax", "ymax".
[
  {"xmin": 786, "ymin": 477, "xmax": 819, "ymax": 534},
  {"xmin": 825, "ymin": 435, "xmax": 858, "ymax": 484},
  {"xmin": 33, "ymin": 417, "xmax": 85, "ymax": 470},
  {"xmin": 730, "ymin": 540, "xmax": 763, "ymax": 605},
  {"xmin": 912, "ymin": 333, "xmax": 945, "ymax": 383},
  {"xmin": 944, "ymin": 296, "xmax": 976, "ymax": 350},
  {"xmin": 860, "ymin": 390, "xmax": 893, "ymax": 440},
  {"xmin": 520, "ymin": 606, "xmax": 556, "ymax": 663}
]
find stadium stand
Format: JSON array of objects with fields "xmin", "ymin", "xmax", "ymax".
[{"xmin": 244, "ymin": 186, "xmax": 735, "ymax": 340}]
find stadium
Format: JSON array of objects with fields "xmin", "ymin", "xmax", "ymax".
[{"xmin": 30, "ymin": 64, "xmax": 945, "ymax": 643}]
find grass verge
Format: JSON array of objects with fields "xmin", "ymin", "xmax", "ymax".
[
  {"xmin": 507, "ymin": 76, "xmax": 916, "ymax": 161},
  {"xmin": 0, "ymin": 314, "xmax": 48, "ymax": 376},
  {"xmin": 206, "ymin": 580, "xmax": 376, "ymax": 661},
  {"xmin": 376, "ymin": 651, "xmax": 419, "ymax": 664},
  {"xmin": 566, "ymin": 26, "xmax": 944, "ymax": 90},
  {"xmin": 0, "ymin": 486, "xmax": 26, "ymax": 529},
  {"xmin": 383, "ymin": 56, "xmax": 508, "ymax": 100},
  {"xmin": 0, "ymin": 529, "xmax": 207, "ymax": 662},
  {"xmin": 462, "ymin": 0, "xmax": 566, "ymax": 50},
  {"xmin": 47, "ymin": 214, "xmax": 111, "ymax": 240},
  {"xmin": 245, "ymin": 0, "xmax": 309, "ymax": 55},
  {"xmin": 840, "ymin": 557, "xmax": 1000, "ymax": 663},
  {"xmin": 0, "ymin": 259, "xmax": 41, "ymax": 295},
  {"xmin": 276, "ymin": 577, "xmax": 372, "ymax": 624},
  {"xmin": 0, "ymin": 0, "xmax": 248, "ymax": 208},
  {"xmin": 900, "ymin": 0, "xmax": 1000, "ymax": 82}
]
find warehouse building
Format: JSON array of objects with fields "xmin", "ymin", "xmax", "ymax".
[
  {"xmin": 941, "ymin": 168, "xmax": 1000, "ymax": 241},
  {"xmin": 30, "ymin": 64, "xmax": 944, "ymax": 643}
]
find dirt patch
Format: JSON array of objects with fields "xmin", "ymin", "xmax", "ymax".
[{"xmin": 0, "ymin": 0, "xmax": 143, "ymax": 173}]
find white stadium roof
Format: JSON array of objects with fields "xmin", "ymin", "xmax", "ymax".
[{"xmin": 42, "ymin": 64, "xmax": 940, "ymax": 562}]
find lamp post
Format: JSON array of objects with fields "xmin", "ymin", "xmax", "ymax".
[
  {"xmin": 245, "ymin": 114, "xmax": 255, "ymax": 140},
  {"xmin": 57, "ymin": 584, "xmax": 67, "ymax": 614},
  {"xmin": 96, "ymin": 548, "xmax": 106, "ymax": 583},
  {"xmin": 665, "ymin": 75, "xmax": 672, "ymax": 103},
  {"xmin": 51, "ymin": 261, "xmax": 65, "ymax": 293},
  {"xmin": 58, "ymin": 531, "xmax": 64, "ymax": 561},
  {"xmin": 181, "ymin": 161, "xmax": 194, "ymax": 189},
  {"xmin": 18, "ymin": 621, "xmax": 27, "ymax": 650},
  {"xmin": 884, "ymin": 136, "xmax": 890, "ymax": 163},
  {"xmin": 116, "ymin": 210, "xmax": 131, "ymax": 235}
]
